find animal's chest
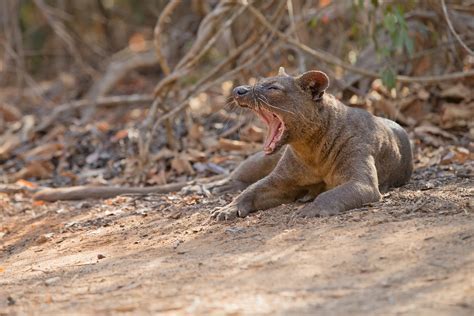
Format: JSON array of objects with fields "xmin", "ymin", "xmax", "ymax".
[{"xmin": 291, "ymin": 156, "xmax": 326, "ymax": 186}]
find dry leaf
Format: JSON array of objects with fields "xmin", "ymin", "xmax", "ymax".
[
  {"xmin": 441, "ymin": 102, "xmax": 474, "ymax": 128},
  {"xmin": 15, "ymin": 179, "xmax": 38, "ymax": 189},
  {"xmin": 21, "ymin": 143, "xmax": 63, "ymax": 161},
  {"xmin": 417, "ymin": 89, "xmax": 430, "ymax": 101},
  {"xmin": 111, "ymin": 129, "xmax": 128, "ymax": 142},
  {"xmin": 240, "ymin": 125, "xmax": 264, "ymax": 142},
  {"xmin": 43, "ymin": 125, "xmax": 67, "ymax": 142},
  {"xmin": 187, "ymin": 149, "xmax": 207, "ymax": 162},
  {"xmin": 414, "ymin": 125, "xmax": 458, "ymax": 141},
  {"xmin": 0, "ymin": 103, "xmax": 22, "ymax": 122},
  {"xmin": 147, "ymin": 169, "xmax": 167, "ymax": 185},
  {"xmin": 33, "ymin": 200, "xmax": 46, "ymax": 206},
  {"xmin": 171, "ymin": 155, "xmax": 195, "ymax": 175},
  {"xmin": 96, "ymin": 121, "xmax": 111, "ymax": 133},
  {"xmin": 440, "ymin": 147, "xmax": 471, "ymax": 165},
  {"xmin": 0, "ymin": 134, "xmax": 21, "ymax": 160},
  {"xmin": 9, "ymin": 161, "xmax": 54, "ymax": 182},
  {"xmin": 440, "ymin": 84, "xmax": 471, "ymax": 101},
  {"xmin": 217, "ymin": 138, "xmax": 259, "ymax": 152},
  {"xmin": 189, "ymin": 124, "xmax": 204, "ymax": 140}
]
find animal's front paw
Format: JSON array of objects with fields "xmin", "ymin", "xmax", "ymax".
[
  {"xmin": 210, "ymin": 203, "xmax": 250, "ymax": 221},
  {"xmin": 293, "ymin": 204, "xmax": 339, "ymax": 218}
]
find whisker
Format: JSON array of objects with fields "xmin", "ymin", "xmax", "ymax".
[{"xmin": 257, "ymin": 95, "xmax": 296, "ymax": 115}]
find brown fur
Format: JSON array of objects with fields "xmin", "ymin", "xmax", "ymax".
[{"xmin": 211, "ymin": 69, "xmax": 413, "ymax": 220}]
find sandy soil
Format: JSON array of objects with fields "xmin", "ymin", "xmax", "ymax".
[{"xmin": 1, "ymin": 163, "xmax": 473, "ymax": 315}]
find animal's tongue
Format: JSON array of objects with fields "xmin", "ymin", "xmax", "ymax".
[
  {"xmin": 253, "ymin": 108, "xmax": 284, "ymax": 153},
  {"xmin": 264, "ymin": 115, "xmax": 281, "ymax": 150}
]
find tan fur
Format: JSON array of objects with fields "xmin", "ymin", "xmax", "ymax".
[{"xmin": 211, "ymin": 69, "xmax": 413, "ymax": 220}]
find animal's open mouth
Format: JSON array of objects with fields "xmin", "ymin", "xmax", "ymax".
[{"xmin": 254, "ymin": 107, "xmax": 285, "ymax": 154}]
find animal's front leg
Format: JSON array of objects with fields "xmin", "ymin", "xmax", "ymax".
[
  {"xmin": 211, "ymin": 178, "xmax": 303, "ymax": 221},
  {"xmin": 294, "ymin": 156, "xmax": 381, "ymax": 218},
  {"xmin": 294, "ymin": 180, "xmax": 381, "ymax": 218}
]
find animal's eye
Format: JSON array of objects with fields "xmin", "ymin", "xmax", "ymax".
[{"xmin": 267, "ymin": 85, "xmax": 280, "ymax": 90}]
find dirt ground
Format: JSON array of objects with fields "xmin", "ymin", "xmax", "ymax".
[{"xmin": 1, "ymin": 162, "xmax": 473, "ymax": 315}]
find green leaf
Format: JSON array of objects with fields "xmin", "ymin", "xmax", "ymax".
[
  {"xmin": 383, "ymin": 13, "xmax": 397, "ymax": 33},
  {"xmin": 394, "ymin": 29, "xmax": 406, "ymax": 50},
  {"xmin": 404, "ymin": 36, "xmax": 414, "ymax": 57},
  {"xmin": 381, "ymin": 67, "xmax": 397, "ymax": 90}
]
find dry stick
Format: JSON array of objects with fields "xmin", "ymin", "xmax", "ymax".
[
  {"xmin": 441, "ymin": 0, "xmax": 474, "ymax": 56},
  {"xmin": 174, "ymin": 0, "xmax": 241, "ymax": 71},
  {"xmin": 153, "ymin": 0, "xmax": 182, "ymax": 150},
  {"xmin": 151, "ymin": 2, "xmax": 287, "ymax": 129},
  {"xmin": 140, "ymin": 0, "xmax": 251, "ymax": 165},
  {"xmin": 248, "ymin": 4, "xmax": 474, "ymax": 83},
  {"xmin": 150, "ymin": 0, "xmax": 250, "ymax": 98},
  {"xmin": 35, "ymin": 94, "xmax": 154, "ymax": 132},
  {"xmin": 177, "ymin": 3, "xmax": 248, "ymax": 71},
  {"xmin": 154, "ymin": 0, "xmax": 181, "ymax": 76}
]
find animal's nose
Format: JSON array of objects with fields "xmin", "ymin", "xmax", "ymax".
[{"xmin": 233, "ymin": 86, "xmax": 250, "ymax": 96}]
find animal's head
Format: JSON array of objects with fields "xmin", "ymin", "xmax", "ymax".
[{"xmin": 232, "ymin": 67, "xmax": 330, "ymax": 154}]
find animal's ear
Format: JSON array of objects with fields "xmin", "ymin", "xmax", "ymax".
[
  {"xmin": 278, "ymin": 66, "xmax": 289, "ymax": 77},
  {"xmin": 295, "ymin": 70, "xmax": 329, "ymax": 101}
]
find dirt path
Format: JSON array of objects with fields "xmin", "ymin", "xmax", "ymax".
[{"xmin": 1, "ymin": 164, "xmax": 473, "ymax": 315}]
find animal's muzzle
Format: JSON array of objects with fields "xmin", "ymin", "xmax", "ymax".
[
  {"xmin": 233, "ymin": 85, "xmax": 250, "ymax": 96},
  {"xmin": 232, "ymin": 85, "xmax": 253, "ymax": 108}
]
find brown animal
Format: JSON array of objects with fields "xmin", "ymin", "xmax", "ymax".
[{"xmin": 210, "ymin": 67, "xmax": 413, "ymax": 220}]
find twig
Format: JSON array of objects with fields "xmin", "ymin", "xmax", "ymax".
[
  {"xmin": 153, "ymin": 0, "xmax": 181, "ymax": 76},
  {"xmin": 35, "ymin": 94, "xmax": 154, "ymax": 132},
  {"xmin": 248, "ymin": 4, "xmax": 474, "ymax": 83},
  {"xmin": 441, "ymin": 0, "xmax": 474, "ymax": 56}
]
